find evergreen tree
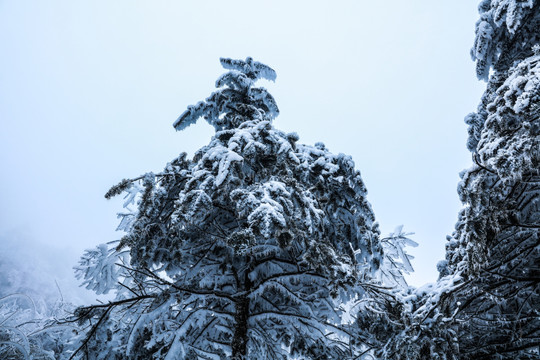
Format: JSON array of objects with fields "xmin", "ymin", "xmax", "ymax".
[
  {"xmin": 445, "ymin": 1, "xmax": 540, "ymax": 358},
  {"xmin": 375, "ymin": 2, "xmax": 540, "ymax": 359},
  {"xmin": 395, "ymin": 1, "xmax": 540, "ymax": 359},
  {"xmin": 70, "ymin": 57, "xmax": 408, "ymax": 359}
]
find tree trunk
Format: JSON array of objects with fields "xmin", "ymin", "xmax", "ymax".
[{"xmin": 231, "ymin": 295, "xmax": 249, "ymax": 359}]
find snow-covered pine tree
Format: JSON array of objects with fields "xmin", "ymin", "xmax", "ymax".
[
  {"xmin": 70, "ymin": 57, "xmax": 407, "ymax": 359},
  {"xmin": 440, "ymin": 1, "xmax": 540, "ymax": 358},
  {"xmin": 373, "ymin": 3, "xmax": 540, "ymax": 359}
]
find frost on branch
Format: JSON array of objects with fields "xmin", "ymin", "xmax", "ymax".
[
  {"xmin": 378, "ymin": 225, "xmax": 417, "ymax": 287},
  {"xmin": 74, "ymin": 242, "xmax": 128, "ymax": 295},
  {"xmin": 471, "ymin": 0, "xmax": 538, "ymax": 80}
]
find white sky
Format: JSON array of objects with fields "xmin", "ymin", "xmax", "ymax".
[{"xmin": 0, "ymin": 1, "xmax": 485, "ymax": 297}]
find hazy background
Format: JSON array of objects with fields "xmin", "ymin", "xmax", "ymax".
[{"xmin": 0, "ymin": 0, "xmax": 485, "ymax": 302}]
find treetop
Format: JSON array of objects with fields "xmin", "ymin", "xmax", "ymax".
[{"xmin": 173, "ymin": 57, "xmax": 279, "ymax": 132}]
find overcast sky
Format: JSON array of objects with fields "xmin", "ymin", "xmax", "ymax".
[{"xmin": 0, "ymin": 1, "xmax": 485, "ymax": 299}]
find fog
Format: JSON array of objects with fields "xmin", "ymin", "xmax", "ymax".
[{"xmin": 0, "ymin": 1, "xmax": 485, "ymax": 302}]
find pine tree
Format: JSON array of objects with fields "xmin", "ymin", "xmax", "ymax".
[
  {"xmin": 70, "ymin": 57, "xmax": 405, "ymax": 359},
  {"xmin": 441, "ymin": 1, "xmax": 540, "ymax": 358},
  {"xmin": 374, "ymin": 2, "xmax": 540, "ymax": 359}
]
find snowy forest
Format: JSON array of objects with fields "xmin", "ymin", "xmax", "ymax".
[{"xmin": 1, "ymin": 1, "xmax": 539, "ymax": 359}]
